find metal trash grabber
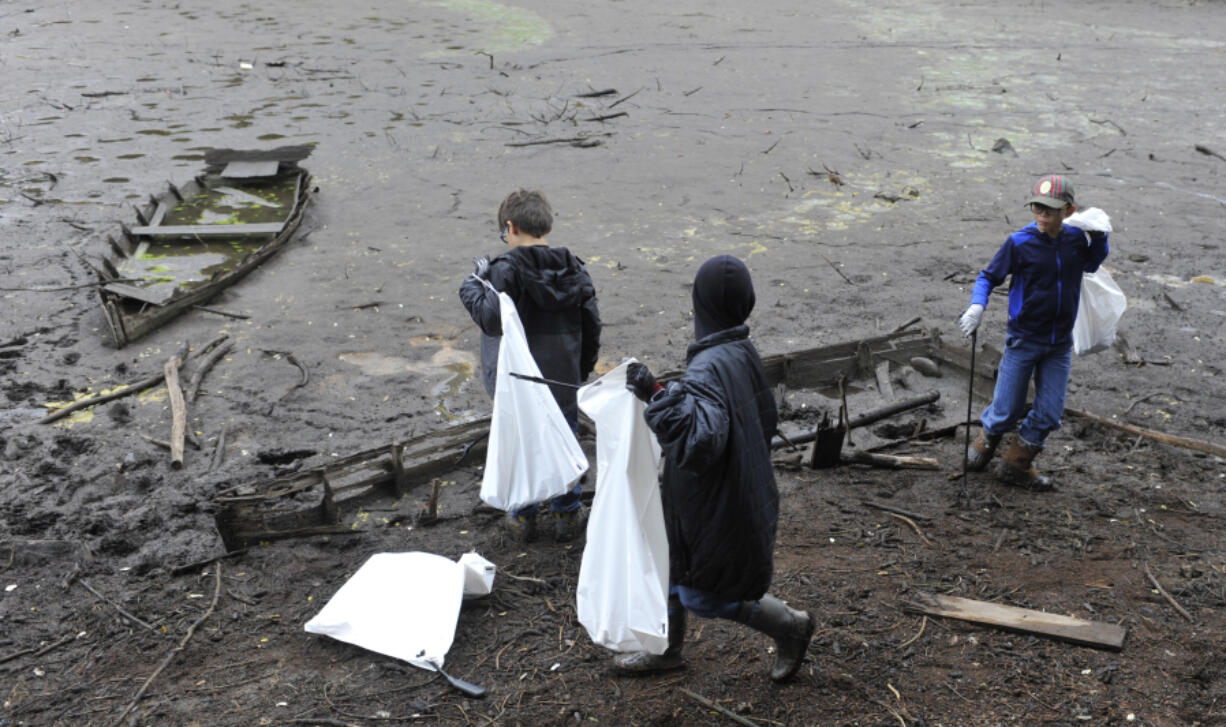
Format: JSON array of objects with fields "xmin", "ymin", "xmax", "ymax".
[
  {"xmin": 508, "ymin": 372, "xmax": 600, "ymax": 390},
  {"xmin": 959, "ymin": 330, "xmax": 977, "ymax": 505}
]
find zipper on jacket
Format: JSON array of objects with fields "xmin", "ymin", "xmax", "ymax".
[{"xmin": 1052, "ymin": 242, "xmax": 1062, "ymax": 344}]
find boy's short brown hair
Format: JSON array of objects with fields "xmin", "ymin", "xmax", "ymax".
[{"xmin": 498, "ymin": 189, "xmax": 553, "ymax": 238}]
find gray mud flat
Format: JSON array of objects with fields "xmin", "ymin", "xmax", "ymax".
[{"xmin": 2, "ymin": 1, "xmax": 1225, "ymax": 725}]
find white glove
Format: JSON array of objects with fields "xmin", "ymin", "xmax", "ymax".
[{"xmin": 959, "ymin": 304, "xmax": 984, "ymax": 338}]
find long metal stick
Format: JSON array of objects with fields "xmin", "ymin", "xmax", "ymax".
[
  {"xmin": 508, "ymin": 372, "xmax": 592, "ymax": 389},
  {"xmin": 960, "ymin": 330, "xmax": 977, "ymax": 504}
]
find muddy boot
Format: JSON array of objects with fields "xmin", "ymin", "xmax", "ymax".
[
  {"xmin": 551, "ymin": 508, "xmax": 585, "ymax": 543},
  {"xmin": 994, "ymin": 436, "xmax": 1054, "ymax": 492},
  {"xmin": 503, "ymin": 512, "xmax": 538, "ymax": 543},
  {"xmin": 737, "ymin": 594, "xmax": 817, "ymax": 682},
  {"xmin": 613, "ymin": 598, "xmax": 686, "ymax": 674},
  {"xmin": 966, "ymin": 430, "xmax": 1003, "ymax": 472}
]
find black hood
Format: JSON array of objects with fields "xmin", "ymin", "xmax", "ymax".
[
  {"xmin": 692, "ymin": 255, "xmax": 755, "ymax": 340},
  {"xmin": 507, "ymin": 245, "xmax": 593, "ymax": 311}
]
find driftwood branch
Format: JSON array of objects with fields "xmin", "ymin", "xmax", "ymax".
[
  {"xmin": 1144, "ymin": 562, "xmax": 1194, "ymax": 622},
  {"xmin": 39, "ymin": 337, "xmax": 226, "ymax": 424},
  {"xmin": 1066, "ymin": 406, "xmax": 1226, "ymax": 459},
  {"xmin": 209, "ymin": 426, "xmax": 228, "ymax": 472},
  {"xmin": 186, "ymin": 340, "xmax": 234, "ymax": 403},
  {"xmin": 844, "ymin": 450, "xmax": 940, "ymax": 470},
  {"xmin": 113, "ymin": 563, "xmax": 222, "ymax": 726},
  {"xmin": 164, "ymin": 350, "xmax": 188, "ymax": 470}
]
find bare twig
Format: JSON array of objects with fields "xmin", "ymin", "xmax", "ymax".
[
  {"xmin": 899, "ymin": 616, "xmax": 927, "ymax": 648},
  {"xmin": 887, "ymin": 512, "xmax": 936, "ymax": 547},
  {"xmin": 78, "ymin": 580, "xmax": 157, "ymax": 631},
  {"xmin": 1144, "ymin": 562, "xmax": 1194, "ymax": 622},
  {"xmin": 0, "ymin": 633, "xmax": 77, "ymax": 666},
  {"xmin": 113, "ymin": 564, "xmax": 222, "ymax": 726},
  {"xmin": 680, "ymin": 688, "xmax": 757, "ymax": 727}
]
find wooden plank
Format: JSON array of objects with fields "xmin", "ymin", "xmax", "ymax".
[
  {"xmin": 221, "ymin": 160, "xmax": 280, "ymax": 178},
  {"xmin": 905, "ymin": 592, "xmax": 1126, "ymax": 651},
  {"xmin": 103, "ymin": 282, "xmax": 176, "ymax": 306},
  {"xmin": 129, "ymin": 222, "xmax": 285, "ymax": 237}
]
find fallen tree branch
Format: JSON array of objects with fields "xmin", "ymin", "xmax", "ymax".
[
  {"xmin": 0, "ymin": 278, "xmax": 138, "ymax": 292},
  {"xmin": 1066, "ymin": 406, "xmax": 1226, "ymax": 459},
  {"xmin": 186, "ymin": 340, "xmax": 234, "ymax": 403},
  {"xmin": 39, "ymin": 341, "xmax": 188, "ymax": 425},
  {"xmin": 164, "ymin": 349, "xmax": 188, "ymax": 470},
  {"xmin": 113, "ymin": 563, "xmax": 222, "ymax": 726},
  {"xmin": 1144, "ymin": 562, "xmax": 1194, "ymax": 622}
]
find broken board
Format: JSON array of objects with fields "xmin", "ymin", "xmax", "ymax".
[{"xmin": 905, "ymin": 591, "xmax": 1127, "ymax": 651}]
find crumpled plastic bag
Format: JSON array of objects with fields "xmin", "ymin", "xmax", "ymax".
[
  {"xmin": 304, "ymin": 551, "xmax": 495, "ymax": 670},
  {"xmin": 575, "ymin": 361, "xmax": 670, "ymax": 654},
  {"xmin": 1066, "ymin": 207, "xmax": 1126, "ymax": 355}
]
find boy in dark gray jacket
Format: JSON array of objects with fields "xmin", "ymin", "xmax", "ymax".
[{"xmin": 458, "ymin": 189, "xmax": 601, "ymax": 542}]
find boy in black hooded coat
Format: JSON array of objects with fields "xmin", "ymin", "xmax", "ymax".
[{"xmin": 617, "ymin": 254, "xmax": 816, "ymax": 682}]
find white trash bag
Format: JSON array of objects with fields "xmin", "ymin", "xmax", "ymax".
[
  {"xmin": 1067, "ymin": 207, "xmax": 1127, "ymax": 355},
  {"xmin": 304, "ymin": 551, "xmax": 489, "ymax": 671},
  {"xmin": 480, "ymin": 289, "xmax": 588, "ymax": 512},
  {"xmin": 576, "ymin": 361, "xmax": 670, "ymax": 654}
]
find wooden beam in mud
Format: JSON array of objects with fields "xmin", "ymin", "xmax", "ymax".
[
  {"xmin": 904, "ymin": 592, "xmax": 1127, "ymax": 651},
  {"xmin": 128, "ymin": 222, "xmax": 286, "ymax": 237}
]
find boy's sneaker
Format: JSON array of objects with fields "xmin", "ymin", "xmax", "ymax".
[
  {"xmin": 504, "ymin": 512, "xmax": 538, "ymax": 543},
  {"xmin": 551, "ymin": 509, "xmax": 585, "ymax": 543}
]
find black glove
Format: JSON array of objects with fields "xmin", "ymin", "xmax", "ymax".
[
  {"xmin": 1087, "ymin": 230, "xmax": 1106, "ymax": 244},
  {"xmin": 472, "ymin": 255, "xmax": 490, "ymax": 280},
  {"xmin": 626, "ymin": 362, "xmax": 660, "ymax": 403}
]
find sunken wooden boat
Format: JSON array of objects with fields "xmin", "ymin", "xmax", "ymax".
[
  {"xmin": 96, "ymin": 146, "xmax": 314, "ymax": 347},
  {"xmin": 211, "ymin": 325, "xmax": 1001, "ymax": 549}
]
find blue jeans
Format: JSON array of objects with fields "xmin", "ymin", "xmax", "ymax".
[
  {"xmin": 511, "ymin": 404, "xmax": 583, "ymax": 516},
  {"xmin": 670, "ymin": 584, "xmax": 744, "ymax": 620},
  {"xmin": 980, "ymin": 335, "xmax": 1072, "ymax": 449}
]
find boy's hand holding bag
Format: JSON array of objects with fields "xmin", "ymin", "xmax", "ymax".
[{"xmin": 1066, "ymin": 208, "xmax": 1126, "ymax": 355}]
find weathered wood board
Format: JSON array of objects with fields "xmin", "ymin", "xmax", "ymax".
[{"xmin": 905, "ymin": 591, "xmax": 1127, "ymax": 651}]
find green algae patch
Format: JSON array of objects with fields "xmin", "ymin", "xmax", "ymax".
[{"xmin": 429, "ymin": 0, "xmax": 553, "ymax": 55}]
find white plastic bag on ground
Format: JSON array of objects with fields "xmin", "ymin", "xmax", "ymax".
[
  {"xmin": 480, "ymin": 289, "xmax": 589, "ymax": 511},
  {"xmin": 1066, "ymin": 207, "xmax": 1127, "ymax": 355},
  {"xmin": 576, "ymin": 361, "xmax": 670, "ymax": 654},
  {"xmin": 458, "ymin": 552, "xmax": 495, "ymax": 599},
  {"xmin": 304, "ymin": 552, "xmax": 496, "ymax": 670}
]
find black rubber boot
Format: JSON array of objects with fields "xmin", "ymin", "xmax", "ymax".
[
  {"xmin": 613, "ymin": 597, "xmax": 686, "ymax": 674},
  {"xmin": 737, "ymin": 594, "xmax": 816, "ymax": 682},
  {"xmin": 994, "ymin": 436, "xmax": 1055, "ymax": 492},
  {"xmin": 966, "ymin": 430, "xmax": 1003, "ymax": 472}
]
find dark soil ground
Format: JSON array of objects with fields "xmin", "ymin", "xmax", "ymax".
[{"xmin": 3, "ymin": 0, "xmax": 1226, "ymax": 725}]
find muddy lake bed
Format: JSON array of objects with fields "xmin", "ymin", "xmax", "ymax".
[{"xmin": 3, "ymin": 0, "xmax": 1226, "ymax": 724}]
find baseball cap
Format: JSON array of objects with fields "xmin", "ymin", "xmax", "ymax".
[{"xmin": 1027, "ymin": 175, "xmax": 1074, "ymax": 209}]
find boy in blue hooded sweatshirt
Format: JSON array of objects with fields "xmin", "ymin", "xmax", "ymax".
[{"xmin": 958, "ymin": 175, "xmax": 1109, "ymax": 490}]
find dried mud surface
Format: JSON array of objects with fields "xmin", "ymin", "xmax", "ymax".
[{"xmin": 2, "ymin": 0, "xmax": 1226, "ymax": 725}]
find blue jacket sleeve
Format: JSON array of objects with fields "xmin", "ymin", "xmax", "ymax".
[
  {"xmin": 1083, "ymin": 231, "xmax": 1109, "ymax": 273},
  {"xmin": 643, "ymin": 378, "xmax": 731, "ymax": 474},
  {"xmin": 971, "ymin": 238, "xmax": 1014, "ymax": 307}
]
